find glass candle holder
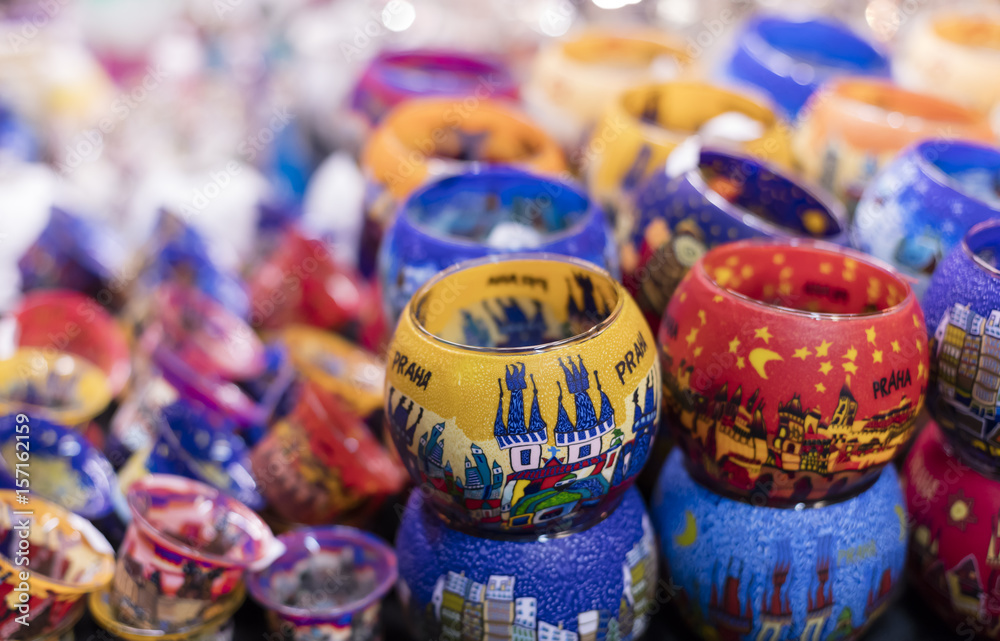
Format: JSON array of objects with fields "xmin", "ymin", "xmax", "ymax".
[
  {"xmin": 903, "ymin": 420, "xmax": 1000, "ymax": 638},
  {"xmin": 896, "ymin": 9, "xmax": 1000, "ymax": 114},
  {"xmin": 396, "ymin": 486, "xmax": 658, "ymax": 640},
  {"xmin": 385, "ymin": 254, "xmax": 660, "ymax": 535},
  {"xmin": 0, "ymin": 490, "xmax": 115, "ymax": 638},
  {"xmin": 359, "ymin": 98, "xmax": 567, "ymax": 277},
  {"xmin": 793, "ymin": 78, "xmax": 994, "ymax": 212},
  {"xmin": 377, "ymin": 168, "xmax": 618, "ymax": 324},
  {"xmin": 89, "ymin": 582, "xmax": 244, "ymax": 641},
  {"xmin": 585, "ymin": 81, "xmax": 794, "ymax": 240},
  {"xmin": 350, "ymin": 49, "xmax": 517, "ymax": 127},
  {"xmin": 652, "ymin": 448, "xmax": 907, "ymax": 641},
  {"xmin": 659, "ymin": 240, "xmax": 927, "ymax": 505},
  {"xmin": 110, "ymin": 474, "xmax": 282, "ymax": 632},
  {"xmin": 726, "ymin": 16, "xmax": 889, "ymax": 118},
  {"xmin": 855, "ymin": 139, "xmax": 1000, "ymax": 297},
  {"xmin": 0, "ymin": 348, "xmax": 112, "ymax": 429},
  {"xmin": 522, "ymin": 28, "xmax": 689, "ymax": 150},
  {"xmin": 923, "ymin": 220, "xmax": 1000, "ymax": 473},
  {"xmin": 247, "ymin": 526, "xmax": 397, "ymax": 641},
  {"xmin": 624, "ymin": 147, "xmax": 847, "ymax": 330}
]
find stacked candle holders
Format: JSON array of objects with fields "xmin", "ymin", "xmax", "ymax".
[
  {"xmin": 652, "ymin": 239, "xmax": 927, "ymax": 641},
  {"xmin": 906, "ymin": 219, "xmax": 1000, "ymax": 638},
  {"xmin": 385, "ymin": 254, "xmax": 662, "ymax": 640}
]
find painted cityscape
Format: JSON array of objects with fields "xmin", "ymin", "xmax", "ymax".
[
  {"xmin": 930, "ymin": 303, "xmax": 1000, "ymax": 459},
  {"xmin": 410, "ymin": 515, "xmax": 657, "ymax": 641},
  {"xmin": 388, "ymin": 352, "xmax": 658, "ymax": 531}
]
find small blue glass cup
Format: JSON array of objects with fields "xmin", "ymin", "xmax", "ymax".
[
  {"xmin": 396, "ymin": 486, "xmax": 658, "ymax": 640},
  {"xmin": 652, "ymin": 448, "xmax": 907, "ymax": 641},
  {"xmin": 624, "ymin": 147, "xmax": 848, "ymax": 329},
  {"xmin": 855, "ymin": 139, "xmax": 1000, "ymax": 298},
  {"xmin": 726, "ymin": 16, "xmax": 890, "ymax": 118},
  {"xmin": 923, "ymin": 219, "xmax": 1000, "ymax": 473},
  {"xmin": 377, "ymin": 167, "xmax": 618, "ymax": 323}
]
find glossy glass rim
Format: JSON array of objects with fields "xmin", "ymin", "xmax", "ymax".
[
  {"xmin": 697, "ymin": 237, "xmax": 914, "ymax": 319},
  {"xmin": 912, "ymin": 139, "xmax": 1000, "ymax": 213},
  {"xmin": 743, "ymin": 16, "xmax": 888, "ymax": 75},
  {"xmin": 397, "ymin": 168, "xmax": 602, "ymax": 249},
  {"xmin": 684, "ymin": 146, "xmax": 847, "ymax": 241},
  {"xmin": 245, "ymin": 525, "xmax": 398, "ymax": 620},
  {"xmin": 824, "ymin": 77, "xmax": 981, "ymax": 126},
  {"xmin": 408, "ymin": 253, "xmax": 624, "ymax": 355},
  {"xmin": 962, "ymin": 218, "xmax": 1000, "ymax": 278}
]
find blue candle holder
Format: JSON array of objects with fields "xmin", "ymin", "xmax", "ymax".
[
  {"xmin": 378, "ymin": 167, "xmax": 617, "ymax": 323},
  {"xmin": 651, "ymin": 449, "xmax": 907, "ymax": 641},
  {"xmin": 727, "ymin": 16, "xmax": 889, "ymax": 118},
  {"xmin": 397, "ymin": 487, "xmax": 658, "ymax": 641},
  {"xmin": 855, "ymin": 139, "xmax": 1000, "ymax": 298}
]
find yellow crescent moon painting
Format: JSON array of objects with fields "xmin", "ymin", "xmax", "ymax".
[
  {"xmin": 894, "ymin": 505, "xmax": 908, "ymax": 542},
  {"xmin": 674, "ymin": 510, "xmax": 698, "ymax": 548},
  {"xmin": 748, "ymin": 348, "xmax": 783, "ymax": 379}
]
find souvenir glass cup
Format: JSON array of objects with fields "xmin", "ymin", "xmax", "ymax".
[
  {"xmin": 659, "ymin": 240, "xmax": 927, "ymax": 504},
  {"xmin": 624, "ymin": 147, "xmax": 847, "ymax": 329},
  {"xmin": 378, "ymin": 168, "xmax": 618, "ymax": 323},
  {"xmin": 385, "ymin": 254, "xmax": 660, "ymax": 535},
  {"xmin": 0, "ymin": 490, "xmax": 115, "ymax": 638},
  {"xmin": 247, "ymin": 526, "xmax": 397, "ymax": 641},
  {"xmin": 854, "ymin": 139, "xmax": 1000, "ymax": 297},
  {"xmin": 0, "ymin": 348, "xmax": 112, "ymax": 428},
  {"xmin": 923, "ymin": 220, "xmax": 1000, "ymax": 473}
]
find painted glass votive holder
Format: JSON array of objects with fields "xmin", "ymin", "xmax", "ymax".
[
  {"xmin": 247, "ymin": 526, "xmax": 397, "ymax": 641},
  {"xmin": 585, "ymin": 81, "xmax": 794, "ymax": 240},
  {"xmin": 923, "ymin": 219, "xmax": 1000, "ymax": 473},
  {"xmin": 896, "ymin": 9, "xmax": 1000, "ymax": 114},
  {"xmin": 659, "ymin": 240, "xmax": 927, "ymax": 505},
  {"xmin": 726, "ymin": 16, "xmax": 889, "ymax": 118},
  {"xmin": 854, "ymin": 139, "xmax": 1000, "ymax": 297},
  {"xmin": 793, "ymin": 78, "xmax": 994, "ymax": 212},
  {"xmin": 377, "ymin": 167, "xmax": 618, "ymax": 323},
  {"xmin": 652, "ymin": 448, "xmax": 907, "ymax": 641},
  {"xmin": 9, "ymin": 289, "xmax": 131, "ymax": 397},
  {"xmin": 624, "ymin": 147, "xmax": 848, "ymax": 330},
  {"xmin": 110, "ymin": 474, "xmax": 282, "ymax": 632},
  {"xmin": 250, "ymin": 382, "xmax": 406, "ymax": 529},
  {"xmin": 522, "ymin": 28, "xmax": 689, "ymax": 149},
  {"xmin": 89, "ymin": 582, "xmax": 244, "ymax": 641},
  {"xmin": 0, "ymin": 348, "xmax": 112, "ymax": 429},
  {"xmin": 386, "ymin": 254, "xmax": 660, "ymax": 535},
  {"xmin": 350, "ymin": 49, "xmax": 517, "ymax": 127},
  {"xmin": 903, "ymin": 420, "xmax": 1000, "ymax": 638},
  {"xmin": 0, "ymin": 490, "xmax": 115, "ymax": 637},
  {"xmin": 396, "ymin": 486, "xmax": 658, "ymax": 641}
]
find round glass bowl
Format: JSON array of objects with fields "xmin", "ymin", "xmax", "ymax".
[
  {"xmin": 652, "ymin": 448, "xmax": 907, "ymax": 641},
  {"xmin": 585, "ymin": 81, "xmax": 793, "ymax": 239},
  {"xmin": 397, "ymin": 486, "xmax": 658, "ymax": 640},
  {"xmin": 0, "ymin": 490, "xmax": 115, "ymax": 638},
  {"xmin": 359, "ymin": 98, "xmax": 567, "ymax": 278},
  {"xmin": 854, "ymin": 140, "xmax": 1000, "ymax": 297},
  {"xmin": 350, "ymin": 49, "xmax": 517, "ymax": 126},
  {"xmin": 658, "ymin": 240, "xmax": 927, "ymax": 505},
  {"xmin": 923, "ymin": 220, "xmax": 1000, "ymax": 473},
  {"xmin": 896, "ymin": 9, "xmax": 1000, "ymax": 113},
  {"xmin": 522, "ymin": 28, "xmax": 688, "ymax": 149},
  {"xmin": 0, "ymin": 348, "xmax": 112, "ymax": 428},
  {"xmin": 247, "ymin": 526, "xmax": 397, "ymax": 641},
  {"xmin": 726, "ymin": 15, "xmax": 889, "ymax": 118},
  {"xmin": 385, "ymin": 254, "xmax": 660, "ymax": 535},
  {"xmin": 793, "ymin": 78, "xmax": 994, "ymax": 211},
  {"xmin": 624, "ymin": 147, "xmax": 847, "ymax": 329},
  {"xmin": 377, "ymin": 168, "xmax": 618, "ymax": 323},
  {"xmin": 903, "ymin": 420, "xmax": 1000, "ymax": 638}
]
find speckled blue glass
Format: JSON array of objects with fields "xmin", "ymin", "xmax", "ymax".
[
  {"xmin": 146, "ymin": 400, "xmax": 264, "ymax": 510},
  {"xmin": 626, "ymin": 148, "xmax": 847, "ymax": 324},
  {"xmin": 652, "ymin": 449, "xmax": 907, "ymax": 641},
  {"xmin": 726, "ymin": 16, "xmax": 889, "ymax": 118},
  {"xmin": 396, "ymin": 486, "xmax": 658, "ymax": 641},
  {"xmin": 922, "ymin": 220, "xmax": 1000, "ymax": 473},
  {"xmin": 854, "ymin": 140, "xmax": 1000, "ymax": 298},
  {"xmin": 378, "ymin": 168, "xmax": 618, "ymax": 322},
  {"xmin": 0, "ymin": 103, "xmax": 38, "ymax": 161}
]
